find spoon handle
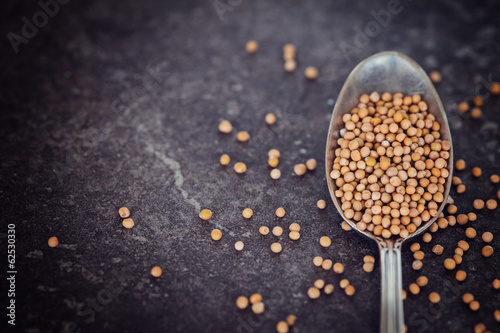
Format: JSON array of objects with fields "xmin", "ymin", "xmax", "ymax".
[{"xmin": 379, "ymin": 245, "xmax": 404, "ymax": 333}]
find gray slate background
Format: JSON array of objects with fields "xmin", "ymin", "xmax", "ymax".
[{"xmin": 1, "ymin": 0, "xmax": 499, "ymax": 332}]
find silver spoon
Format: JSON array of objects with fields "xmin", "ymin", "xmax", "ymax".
[{"xmin": 325, "ymin": 51, "xmax": 453, "ymax": 333}]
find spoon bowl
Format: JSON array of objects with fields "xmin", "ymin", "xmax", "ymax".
[{"xmin": 325, "ymin": 51, "xmax": 453, "ymax": 333}]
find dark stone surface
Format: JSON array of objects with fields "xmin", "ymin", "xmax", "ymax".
[{"xmin": 1, "ymin": 0, "xmax": 499, "ymax": 332}]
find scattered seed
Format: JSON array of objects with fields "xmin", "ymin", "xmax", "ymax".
[
  {"xmin": 417, "ymin": 276, "xmax": 428, "ymax": 287},
  {"xmin": 470, "ymin": 301, "xmax": 480, "ymax": 311},
  {"xmin": 463, "ymin": 293, "xmax": 474, "ymax": 304},
  {"xmin": 119, "ymin": 207, "xmax": 130, "ymax": 218},
  {"xmin": 495, "ymin": 310, "xmax": 500, "ymax": 322},
  {"xmin": 304, "ymin": 66, "xmax": 318, "ymax": 80},
  {"xmin": 473, "ymin": 199, "xmax": 484, "ymax": 210},
  {"xmin": 211, "ymin": 229, "xmax": 222, "ymax": 241},
  {"xmin": 363, "ymin": 255, "xmax": 375, "ymax": 263},
  {"xmin": 48, "ymin": 237, "xmax": 59, "ymax": 248},
  {"xmin": 235, "ymin": 241, "xmax": 244, "ymax": 251},
  {"xmin": 220, "ymin": 154, "xmax": 231, "ymax": 165},
  {"xmin": 474, "ymin": 323, "xmax": 486, "ymax": 333},
  {"xmin": 122, "ymin": 218, "xmax": 134, "ymax": 229},
  {"xmin": 432, "ymin": 244, "xmax": 444, "ymax": 255},
  {"xmin": 409, "ymin": 283, "xmax": 420, "ymax": 295},
  {"xmin": 317, "ymin": 199, "xmax": 326, "ymax": 209},
  {"xmin": 363, "ymin": 262, "xmax": 374, "ymax": 272},
  {"xmin": 270, "ymin": 168, "xmax": 281, "ymax": 179},
  {"xmin": 314, "ymin": 279, "xmax": 325, "ymax": 289},
  {"xmin": 490, "ymin": 174, "xmax": 500, "ymax": 184},
  {"xmin": 345, "ymin": 285, "xmax": 356, "ymax": 296},
  {"xmin": 482, "ymin": 245, "xmax": 493, "ymax": 257},
  {"xmin": 268, "ymin": 149, "xmax": 281, "ymax": 158},
  {"xmin": 482, "ymin": 232, "xmax": 493, "ymax": 243},
  {"xmin": 307, "ymin": 287, "xmax": 321, "ymax": 299},
  {"xmin": 444, "ymin": 258, "xmax": 456, "ymax": 270},
  {"xmin": 492, "ymin": 82, "xmax": 500, "ymax": 94},
  {"xmin": 252, "ymin": 302, "xmax": 265, "ymax": 314},
  {"xmin": 470, "ymin": 107, "xmax": 482, "ymax": 119},
  {"xmin": 286, "ymin": 314, "xmax": 296, "ymax": 326},
  {"xmin": 493, "ymin": 279, "xmax": 500, "ymax": 289},
  {"xmin": 333, "ymin": 262, "xmax": 344, "ymax": 274},
  {"xmin": 410, "ymin": 243, "xmax": 421, "ymax": 252},
  {"xmin": 246, "ymin": 40, "xmax": 258, "ymax": 53},
  {"xmin": 306, "ymin": 158, "xmax": 317, "ymax": 171},
  {"xmin": 234, "ymin": 162, "xmax": 247, "ymax": 174},
  {"xmin": 313, "ymin": 256, "xmax": 323, "ymax": 267},
  {"xmin": 422, "ymin": 233, "xmax": 432, "ymax": 243},
  {"xmin": 218, "ymin": 120, "xmax": 233, "ymax": 133},
  {"xmin": 458, "ymin": 102, "xmax": 469, "ymax": 113},
  {"xmin": 265, "ymin": 113, "xmax": 277, "ymax": 125},
  {"xmin": 250, "ymin": 293, "xmax": 262, "ymax": 304},
  {"xmin": 455, "ymin": 159, "xmax": 466, "ymax": 171},
  {"xmin": 341, "ymin": 221, "xmax": 352, "ymax": 231},
  {"xmin": 458, "ymin": 240, "xmax": 470, "ymax": 251},
  {"xmin": 468, "ymin": 212, "xmax": 477, "ymax": 221},
  {"xmin": 429, "ymin": 292, "xmax": 440, "ymax": 303},
  {"xmin": 259, "ymin": 226, "xmax": 270, "ymax": 235},
  {"xmin": 457, "ymin": 214, "xmax": 468, "ymax": 225},
  {"xmin": 284, "ymin": 60, "xmax": 297, "ymax": 72},
  {"xmin": 412, "ymin": 260, "xmax": 423, "ymax": 270},
  {"xmin": 453, "ymin": 254, "xmax": 463, "ymax": 264},
  {"xmin": 402, "ymin": 290, "xmax": 407, "ymax": 300},
  {"xmin": 320, "ymin": 236, "xmax": 331, "ymax": 247},
  {"xmin": 465, "ymin": 227, "xmax": 476, "ymax": 239},
  {"xmin": 236, "ymin": 296, "xmax": 249, "ymax": 309},
  {"xmin": 472, "ymin": 167, "xmax": 482, "ymax": 177},
  {"xmin": 283, "ymin": 44, "xmax": 296, "ymax": 61},
  {"xmin": 294, "ymin": 164, "xmax": 307, "ymax": 176},
  {"xmin": 276, "ymin": 207, "xmax": 285, "ymax": 217},
  {"xmin": 268, "ymin": 156, "xmax": 279, "ymax": 168},
  {"xmin": 447, "ymin": 205, "xmax": 457, "ymax": 214},
  {"xmin": 457, "ymin": 184, "xmax": 466, "ymax": 193},
  {"xmin": 452, "ymin": 176, "xmax": 462, "ymax": 185},
  {"xmin": 237, "ymin": 131, "xmax": 250, "ymax": 143},
  {"xmin": 456, "ymin": 270, "xmax": 467, "ymax": 282},
  {"xmin": 322, "ymin": 259, "xmax": 333, "ymax": 270},
  {"xmin": 324, "ymin": 284, "xmax": 334, "ymax": 294},
  {"xmin": 289, "ymin": 231, "xmax": 300, "ymax": 240},
  {"xmin": 486, "ymin": 199, "xmax": 497, "ymax": 210},
  {"xmin": 474, "ymin": 96, "xmax": 483, "ymax": 106},
  {"xmin": 339, "ymin": 279, "xmax": 350, "ymax": 289},
  {"xmin": 272, "ymin": 226, "xmax": 283, "ymax": 236},
  {"xmin": 289, "ymin": 223, "xmax": 300, "ymax": 232},
  {"xmin": 271, "ymin": 242, "xmax": 282, "ymax": 253},
  {"xmin": 429, "ymin": 71, "xmax": 441, "ymax": 83},
  {"xmin": 151, "ymin": 266, "xmax": 162, "ymax": 277},
  {"xmin": 242, "ymin": 208, "xmax": 253, "ymax": 219},
  {"xmin": 276, "ymin": 321, "xmax": 289, "ymax": 333}
]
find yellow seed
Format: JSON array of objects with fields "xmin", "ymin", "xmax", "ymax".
[
  {"xmin": 268, "ymin": 156, "xmax": 279, "ymax": 168},
  {"xmin": 289, "ymin": 231, "xmax": 300, "ymax": 240},
  {"xmin": 306, "ymin": 158, "xmax": 317, "ymax": 171},
  {"xmin": 276, "ymin": 321, "xmax": 289, "ymax": 333},
  {"xmin": 339, "ymin": 279, "xmax": 350, "ymax": 288},
  {"xmin": 458, "ymin": 102, "xmax": 469, "ymax": 113},
  {"xmin": 469, "ymin": 300, "xmax": 480, "ymax": 311},
  {"xmin": 294, "ymin": 163, "xmax": 307, "ymax": 176},
  {"xmin": 289, "ymin": 223, "xmax": 300, "ymax": 232},
  {"xmin": 234, "ymin": 241, "xmax": 244, "ymax": 251},
  {"xmin": 429, "ymin": 71, "xmax": 441, "ymax": 83},
  {"xmin": 284, "ymin": 60, "xmax": 297, "ymax": 72},
  {"xmin": 409, "ymin": 283, "xmax": 420, "ymax": 295},
  {"xmin": 317, "ymin": 199, "xmax": 326, "ymax": 209},
  {"xmin": 199, "ymin": 209, "xmax": 213, "ymax": 220},
  {"xmin": 242, "ymin": 208, "xmax": 254, "ymax": 219},
  {"xmin": 265, "ymin": 113, "xmax": 277, "ymax": 125},
  {"xmin": 313, "ymin": 256, "xmax": 323, "ymax": 267},
  {"xmin": 322, "ymin": 259, "xmax": 333, "ymax": 270},
  {"xmin": 455, "ymin": 159, "xmax": 466, "ymax": 171},
  {"xmin": 341, "ymin": 221, "xmax": 352, "ymax": 231},
  {"xmin": 444, "ymin": 258, "xmax": 456, "ymax": 270},
  {"xmin": 363, "ymin": 262, "xmax": 374, "ymax": 272},
  {"xmin": 345, "ymin": 285, "xmax": 356, "ymax": 296},
  {"xmin": 314, "ymin": 279, "xmax": 325, "ymax": 289},
  {"xmin": 465, "ymin": 227, "xmax": 476, "ymax": 239},
  {"xmin": 432, "ymin": 244, "xmax": 444, "ymax": 255},
  {"xmin": 490, "ymin": 174, "xmax": 500, "ymax": 183},
  {"xmin": 472, "ymin": 167, "xmax": 482, "ymax": 177},
  {"xmin": 324, "ymin": 284, "xmax": 334, "ymax": 294},
  {"xmin": 363, "ymin": 255, "xmax": 375, "ymax": 263},
  {"xmin": 268, "ymin": 149, "xmax": 281, "ymax": 158},
  {"xmin": 320, "ymin": 236, "xmax": 331, "ymax": 247},
  {"xmin": 304, "ymin": 66, "xmax": 318, "ymax": 80},
  {"xmin": 482, "ymin": 232, "xmax": 493, "ymax": 243},
  {"xmin": 417, "ymin": 276, "xmax": 428, "ymax": 287},
  {"xmin": 271, "ymin": 242, "xmax": 282, "ymax": 253},
  {"xmin": 251, "ymin": 302, "xmax": 265, "ymax": 314},
  {"xmin": 482, "ymin": 245, "xmax": 493, "ymax": 257},
  {"xmin": 259, "ymin": 226, "xmax": 270, "ymax": 235},
  {"xmin": 422, "ymin": 233, "xmax": 432, "ymax": 243},
  {"xmin": 211, "ymin": 229, "xmax": 222, "ymax": 241},
  {"xmin": 462, "ymin": 293, "xmax": 474, "ymax": 303},
  {"xmin": 151, "ymin": 266, "xmax": 162, "ymax": 277},
  {"xmin": 458, "ymin": 240, "xmax": 470, "ymax": 251},
  {"xmin": 365, "ymin": 156, "xmax": 376, "ymax": 166},
  {"xmin": 333, "ymin": 262, "xmax": 344, "ymax": 274},
  {"xmin": 270, "ymin": 168, "xmax": 281, "ymax": 179},
  {"xmin": 307, "ymin": 287, "xmax": 320, "ymax": 299},
  {"xmin": 429, "ymin": 292, "xmax": 440, "ymax": 303},
  {"xmin": 486, "ymin": 199, "xmax": 497, "ymax": 210},
  {"xmin": 118, "ymin": 207, "xmax": 130, "ymax": 218},
  {"xmin": 473, "ymin": 199, "xmax": 484, "ymax": 210},
  {"xmin": 122, "ymin": 218, "xmax": 134, "ymax": 229},
  {"xmin": 218, "ymin": 120, "xmax": 233, "ymax": 133},
  {"xmin": 237, "ymin": 131, "xmax": 250, "ymax": 143},
  {"xmin": 220, "ymin": 154, "xmax": 231, "ymax": 166},
  {"xmin": 286, "ymin": 314, "xmax": 296, "ymax": 326},
  {"xmin": 234, "ymin": 162, "xmax": 247, "ymax": 174},
  {"xmin": 245, "ymin": 40, "xmax": 258, "ymax": 53},
  {"xmin": 470, "ymin": 107, "xmax": 482, "ymax": 119},
  {"xmin": 456, "ymin": 270, "xmax": 467, "ymax": 282},
  {"xmin": 236, "ymin": 296, "xmax": 249, "ymax": 309},
  {"xmin": 276, "ymin": 207, "xmax": 286, "ymax": 217},
  {"xmin": 412, "ymin": 260, "xmax": 423, "ymax": 271},
  {"xmin": 48, "ymin": 236, "xmax": 59, "ymax": 248},
  {"xmin": 272, "ymin": 226, "xmax": 283, "ymax": 236},
  {"xmin": 250, "ymin": 293, "xmax": 262, "ymax": 304}
]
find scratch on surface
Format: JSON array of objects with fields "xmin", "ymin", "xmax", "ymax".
[{"xmin": 150, "ymin": 149, "xmax": 201, "ymax": 212}]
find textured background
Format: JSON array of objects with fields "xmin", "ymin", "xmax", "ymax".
[{"xmin": 1, "ymin": 0, "xmax": 499, "ymax": 332}]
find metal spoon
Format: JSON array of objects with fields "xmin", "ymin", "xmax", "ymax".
[{"xmin": 325, "ymin": 51, "xmax": 453, "ymax": 333}]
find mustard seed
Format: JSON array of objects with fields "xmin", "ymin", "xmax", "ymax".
[
  {"xmin": 492, "ymin": 82, "xmax": 500, "ymax": 94},
  {"xmin": 470, "ymin": 107, "xmax": 482, "ymax": 119},
  {"xmin": 453, "ymin": 254, "xmax": 463, "ymax": 265},
  {"xmin": 265, "ymin": 113, "xmax": 277, "ymax": 125},
  {"xmin": 340, "ymin": 279, "xmax": 350, "ymax": 289},
  {"xmin": 259, "ymin": 226, "xmax": 270, "ymax": 235},
  {"xmin": 283, "ymin": 44, "xmax": 296, "ymax": 61},
  {"xmin": 473, "ymin": 199, "xmax": 484, "ymax": 210},
  {"xmin": 252, "ymin": 302, "xmax": 265, "ymax": 314},
  {"xmin": 286, "ymin": 314, "xmax": 296, "ymax": 326},
  {"xmin": 429, "ymin": 71, "xmax": 441, "ymax": 83},
  {"xmin": 482, "ymin": 232, "xmax": 493, "ymax": 243},
  {"xmin": 468, "ymin": 212, "xmax": 477, "ymax": 221},
  {"xmin": 151, "ymin": 266, "xmax": 162, "ymax": 277},
  {"xmin": 447, "ymin": 205, "xmax": 457, "ymax": 214},
  {"xmin": 452, "ymin": 176, "xmax": 462, "ymax": 185},
  {"xmin": 444, "ymin": 258, "xmax": 456, "ymax": 270},
  {"xmin": 465, "ymin": 227, "xmax": 476, "ymax": 239},
  {"xmin": 409, "ymin": 283, "xmax": 420, "ymax": 295},
  {"xmin": 458, "ymin": 240, "xmax": 470, "ymax": 251},
  {"xmin": 322, "ymin": 259, "xmax": 333, "ymax": 270},
  {"xmin": 276, "ymin": 207, "xmax": 285, "ymax": 218},
  {"xmin": 324, "ymin": 284, "xmax": 334, "ymax": 294},
  {"xmin": 458, "ymin": 102, "xmax": 469, "ymax": 113},
  {"xmin": 268, "ymin": 149, "xmax": 281, "ymax": 158},
  {"xmin": 307, "ymin": 287, "xmax": 320, "ymax": 299},
  {"xmin": 490, "ymin": 174, "xmax": 500, "ymax": 183},
  {"xmin": 402, "ymin": 290, "xmax": 407, "ymax": 300},
  {"xmin": 417, "ymin": 276, "xmax": 428, "ymax": 287},
  {"xmin": 482, "ymin": 245, "xmax": 493, "ymax": 257},
  {"xmin": 289, "ymin": 223, "xmax": 300, "ymax": 232},
  {"xmin": 320, "ymin": 236, "xmax": 331, "ymax": 247},
  {"xmin": 236, "ymin": 296, "xmax": 249, "ymax": 309},
  {"xmin": 493, "ymin": 279, "xmax": 500, "ymax": 289},
  {"xmin": 246, "ymin": 40, "xmax": 258, "ymax": 53},
  {"xmin": 486, "ymin": 199, "xmax": 497, "ymax": 210},
  {"xmin": 363, "ymin": 255, "xmax": 375, "ymax": 263},
  {"xmin": 457, "ymin": 214, "xmax": 468, "ymax": 225},
  {"xmin": 474, "ymin": 323, "xmax": 486, "ymax": 333},
  {"xmin": 270, "ymin": 168, "xmax": 281, "ymax": 179},
  {"xmin": 341, "ymin": 221, "xmax": 352, "ymax": 231},
  {"xmin": 456, "ymin": 270, "xmax": 467, "ymax": 282},
  {"xmin": 470, "ymin": 301, "xmax": 480, "ymax": 311},
  {"xmin": 237, "ymin": 131, "xmax": 250, "ymax": 143},
  {"xmin": 472, "ymin": 167, "xmax": 482, "ymax": 177},
  {"xmin": 234, "ymin": 162, "xmax": 247, "ymax": 174},
  {"xmin": 317, "ymin": 199, "xmax": 326, "ymax": 209},
  {"xmin": 314, "ymin": 279, "xmax": 325, "ymax": 289},
  {"xmin": 414, "ymin": 251, "xmax": 425, "ymax": 260},
  {"xmin": 284, "ymin": 60, "xmax": 297, "ymax": 72},
  {"xmin": 268, "ymin": 156, "xmax": 279, "ymax": 168},
  {"xmin": 272, "ymin": 226, "xmax": 283, "ymax": 236},
  {"xmin": 422, "ymin": 233, "xmax": 432, "ymax": 243},
  {"xmin": 276, "ymin": 321, "xmax": 289, "ymax": 333},
  {"xmin": 306, "ymin": 158, "xmax": 317, "ymax": 171},
  {"xmin": 211, "ymin": 229, "xmax": 222, "ymax": 241},
  {"xmin": 220, "ymin": 154, "xmax": 231, "ymax": 166},
  {"xmin": 119, "ymin": 207, "xmax": 130, "ymax": 218},
  {"xmin": 333, "ymin": 262, "xmax": 344, "ymax": 274},
  {"xmin": 429, "ymin": 292, "xmax": 440, "ymax": 303},
  {"xmin": 305, "ymin": 66, "xmax": 318, "ymax": 80},
  {"xmin": 432, "ymin": 244, "xmax": 444, "ymax": 255},
  {"xmin": 494, "ymin": 310, "xmax": 500, "ymax": 322},
  {"xmin": 410, "ymin": 243, "xmax": 421, "ymax": 252},
  {"xmin": 345, "ymin": 285, "xmax": 356, "ymax": 296},
  {"xmin": 242, "ymin": 208, "xmax": 253, "ymax": 219},
  {"xmin": 412, "ymin": 260, "xmax": 423, "ymax": 270},
  {"xmin": 218, "ymin": 120, "xmax": 233, "ymax": 133},
  {"xmin": 474, "ymin": 96, "xmax": 483, "ymax": 106},
  {"xmin": 457, "ymin": 184, "xmax": 466, "ymax": 193},
  {"xmin": 313, "ymin": 256, "xmax": 323, "ymax": 267},
  {"xmin": 455, "ymin": 159, "xmax": 466, "ymax": 171},
  {"xmin": 235, "ymin": 241, "xmax": 244, "ymax": 251},
  {"xmin": 271, "ymin": 242, "xmax": 282, "ymax": 253},
  {"xmin": 289, "ymin": 231, "xmax": 300, "ymax": 240},
  {"xmin": 462, "ymin": 293, "xmax": 474, "ymax": 303},
  {"xmin": 199, "ymin": 209, "xmax": 212, "ymax": 220},
  {"xmin": 294, "ymin": 163, "xmax": 307, "ymax": 176},
  {"xmin": 122, "ymin": 218, "xmax": 134, "ymax": 229},
  {"xmin": 250, "ymin": 293, "xmax": 262, "ymax": 304},
  {"xmin": 363, "ymin": 262, "xmax": 374, "ymax": 272},
  {"xmin": 48, "ymin": 236, "xmax": 59, "ymax": 248}
]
